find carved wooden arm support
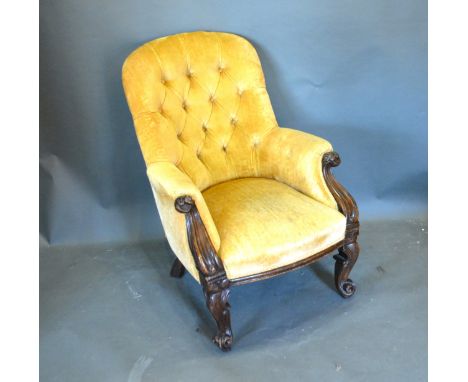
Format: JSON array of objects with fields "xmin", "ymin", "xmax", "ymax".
[
  {"xmin": 174, "ymin": 195, "xmax": 233, "ymax": 350},
  {"xmin": 322, "ymin": 151, "xmax": 360, "ymax": 243},
  {"xmin": 174, "ymin": 195, "xmax": 228, "ymax": 280},
  {"xmin": 322, "ymin": 151, "xmax": 360, "ymax": 298}
]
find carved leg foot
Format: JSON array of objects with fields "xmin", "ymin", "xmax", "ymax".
[
  {"xmin": 170, "ymin": 258, "xmax": 185, "ymax": 278},
  {"xmin": 334, "ymin": 241, "xmax": 360, "ymax": 298},
  {"xmin": 203, "ymin": 275, "xmax": 233, "ymax": 351}
]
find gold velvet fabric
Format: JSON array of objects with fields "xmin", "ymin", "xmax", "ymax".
[
  {"xmin": 203, "ymin": 178, "xmax": 345, "ymax": 279},
  {"xmin": 123, "ymin": 31, "xmax": 344, "ymax": 281}
]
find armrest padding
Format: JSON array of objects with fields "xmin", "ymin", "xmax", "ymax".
[
  {"xmin": 147, "ymin": 162, "xmax": 221, "ymax": 281},
  {"xmin": 259, "ymin": 127, "xmax": 337, "ymax": 209}
]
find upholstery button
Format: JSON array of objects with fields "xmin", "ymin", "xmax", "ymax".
[
  {"xmin": 237, "ymin": 87, "xmax": 244, "ymax": 96},
  {"xmin": 177, "ymin": 131, "xmax": 182, "ymax": 138},
  {"xmin": 230, "ymin": 117, "xmax": 237, "ymax": 126},
  {"xmin": 182, "ymin": 100, "xmax": 188, "ymax": 110},
  {"xmin": 186, "ymin": 68, "xmax": 193, "ymax": 78},
  {"xmin": 202, "ymin": 122, "xmax": 208, "ymax": 132},
  {"xmin": 222, "ymin": 144, "xmax": 227, "ymax": 152},
  {"xmin": 196, "ymin": 149, "xmax": 202, "ymax": 158},
  {"xmin": 218, "ymin": 63, "xmax": 225, "ymax": 73},
  {"xmin": 161, "ymin": 76, "xmax": 167, "ymax": 85},
  {"xmin": 209, "ymin": 94, "xmax": 216, "ymax": 103}
]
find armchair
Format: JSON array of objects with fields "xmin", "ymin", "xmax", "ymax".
[{"xmin": 122, "ymin": 31, "xmax": 359, "ymax": 351}]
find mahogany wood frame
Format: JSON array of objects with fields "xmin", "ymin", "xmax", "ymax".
[{"xmin": 173, "ymin": 151, "xmax": 360, "ymax": 351}]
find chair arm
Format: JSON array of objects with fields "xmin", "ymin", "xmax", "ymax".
[
  {"xmin": 146, "ymin": 162, "xmax": 221, "ymax": 281},
  {"xmin": 259, "ymin": 127, "xmax": 337, "ymax": 209}
]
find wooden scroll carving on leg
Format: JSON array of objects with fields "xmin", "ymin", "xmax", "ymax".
[
  {"xmin": 322, "ymin": 152, "xmax": 360, "ymax": 298},
  {"xmin": 175, "ymin": 196, "xmax": 233, "ymax": 351}
]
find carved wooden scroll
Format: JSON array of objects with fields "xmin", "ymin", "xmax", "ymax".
[{"xmin": 322, "ymin": 152, "xmax": 360, "ymax": 298}]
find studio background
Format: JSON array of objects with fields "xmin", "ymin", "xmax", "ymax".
[{"xmin": 40, "ymin": 0, "xmax": 427, "ymax": 245}]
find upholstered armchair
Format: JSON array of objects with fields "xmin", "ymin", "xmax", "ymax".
[{"xmin": 122, "ymin": 31, "xmax": 359, "ymax": 351}]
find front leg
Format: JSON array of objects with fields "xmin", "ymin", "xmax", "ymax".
[
  {"xmin": 203, "ymin": 274, "xmax": 232, "ymax": 351},
  {"xmin": 334, "ymin": 241, "xmax": 360, "ymax": 297},
  {"xmin": 175, "ymin": 196, "xmax": 233, "ymax": 351},
  {"xmin": 323, "ymin": 152, "xmax": 360, "ymax": 298}
]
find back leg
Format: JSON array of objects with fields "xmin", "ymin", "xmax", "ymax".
[{"xmin": 170, "ymin": 258, "xmax": 186, "ymax": 278}]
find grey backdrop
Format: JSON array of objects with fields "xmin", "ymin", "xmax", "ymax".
[{"xmin": 40, "ymin": 0, "xmax": 427, "ymax": 245}]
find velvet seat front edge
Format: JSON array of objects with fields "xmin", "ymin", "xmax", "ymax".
[{"xmin": 123, "ymin": 31, "xmax": 360, "ymax": 351}]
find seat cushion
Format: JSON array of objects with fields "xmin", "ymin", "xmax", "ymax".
[{"xmin": 202, "ymin": 178, "xmax": 346, "ymax": 280}]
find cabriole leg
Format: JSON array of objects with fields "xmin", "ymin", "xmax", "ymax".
[
  {"xmin": 334, "ymin": 241, "xmax": 360, "ymax": 298},
  {"xmin": 202, "ymin": 275, "xmax": 233, "ymax": 351}
]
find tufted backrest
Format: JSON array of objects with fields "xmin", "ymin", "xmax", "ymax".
[{"xmin": 122, "ymin": 31, "xmax": 279, "ymax": 190}]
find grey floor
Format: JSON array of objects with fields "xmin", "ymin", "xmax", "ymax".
[{"xmin": 40, "ymin": 218, "xmax": 427, "ymax": 382}]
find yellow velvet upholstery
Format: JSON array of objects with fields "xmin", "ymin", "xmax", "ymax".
[
  {"xmin": 146, "ymin": 162, "xmax": 220, "ymax": 280},
  {"xmin": 203, "ymin": 178, "xmax": 345, "ymax": 280},
  {"xmin": 122, "ymin": 31, "xmax": 344, "ymax": 281}
]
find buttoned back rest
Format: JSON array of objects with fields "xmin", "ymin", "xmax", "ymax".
[{"xmin": 123, "ymin": 31, "xmax": 278, "ymax": 190}]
